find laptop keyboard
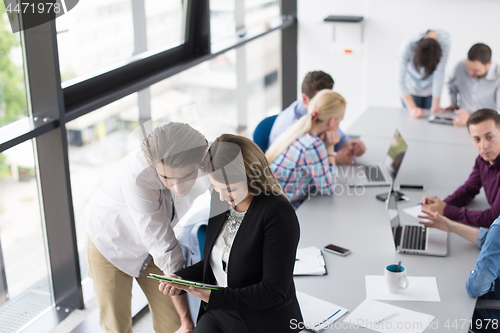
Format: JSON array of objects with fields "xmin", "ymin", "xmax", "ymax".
[
  {"xmin": 364, "ymin": 166, "xmax": 386, "ymax": 182},
  {"xmin": 402, "ymin": 225, "xmax": 427, "ymax": 250}
]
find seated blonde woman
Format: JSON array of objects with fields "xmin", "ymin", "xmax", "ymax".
[{"xmin": 266, "ymin": 90, "xmax": 346, "ymax": 208}]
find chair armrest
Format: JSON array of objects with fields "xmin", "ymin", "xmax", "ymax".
[{"xmin": 475, "ymin": 299, "xmax": 500, "ymax": 310}]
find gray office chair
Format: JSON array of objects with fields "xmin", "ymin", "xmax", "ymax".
[
  {"xmin": 467, "ymin": 299, "xmax": 500, "ymax": 333},
  {"xmin": 475, "ymin": 299, "xmax": 500, "ymax": 310}
]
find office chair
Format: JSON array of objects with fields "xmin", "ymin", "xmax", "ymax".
[
  {"xmin": 475, "ymin": 299, "xmax": 500, "ymax": 310},
  {"xmin": 185, "ymin": 222, "xmax": 208, "ymax": 321},
  {"xmin": 253, "ymin": 115, "xmax": 278, "ymax": 152},
  {"xmin": 197, "ymin": 224, "xmax": 207, "ymax": 259}
]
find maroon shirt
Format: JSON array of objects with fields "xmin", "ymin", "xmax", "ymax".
[{"xmin": 443, "ymin": 155, "xmax": 500, "ymax": 227}]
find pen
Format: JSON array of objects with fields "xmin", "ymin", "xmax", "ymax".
[
  {"xmin": 417, "ymin": 196, "xmax": 437, "ymax": 205},
  {"xmin": 374, "ymin": 311, "xmax": 398, "ymax": 324}
]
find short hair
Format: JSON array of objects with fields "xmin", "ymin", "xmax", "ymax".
[
  {"xmin": 468, "ymin": 43, "xmax": 492, "ymax": 65},
  {"xmin": 142, "ymin": 122, "xmax": 207, "ymax": 168},
  {"xmin": 467, "ymin": 108, "xmax": 500, "ymax": 131},
  {"xmin": 301, "ymin": 71, "xmax": 334, "ymax": 99},
  {"xmin": 413, "ymin": 38, "xmax": 442, "ymax": 80}
]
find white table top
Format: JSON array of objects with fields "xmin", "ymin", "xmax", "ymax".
[
  {"xmin": 347, "ymin": 107, "xmax": 472, "ymax": 146},
  {"xmin": 294, "ymin": 134, "xmax": 487, "ymax": 332}
]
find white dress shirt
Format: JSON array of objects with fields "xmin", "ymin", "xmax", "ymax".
[
  {"xmin": 448, "ymin": 60, "xmax": 500, "ymax": 112},
  {"xmin": 83, "ymin": 149, "xmax": 210, "ymax": 277},
  {"xmin": 210, "ymin": 220, "xmax": 230, "ymax": 287}
]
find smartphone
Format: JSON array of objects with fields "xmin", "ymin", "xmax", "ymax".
[{"xmin": 324, "ymin": 244, "xmax": 351, "ymax": 256}]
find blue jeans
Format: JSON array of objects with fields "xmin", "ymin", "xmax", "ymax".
[{"xmin": 402, "ymin": 95, "xmax": 432, "ymax": 109}]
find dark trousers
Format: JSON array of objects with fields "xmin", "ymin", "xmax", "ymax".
[
  {"xmin": 402, "ymin": 95, "xmax": 432, "ymax": 109},
  {"xmin": 194, "ymin": 309, "xmax": 248, "ymax": 333},
  {"xmin": 471, "ymin": 279, "xmax": 500, "ymax": 333}
]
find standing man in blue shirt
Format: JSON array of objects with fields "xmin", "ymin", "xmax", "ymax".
[
  {"xmin": 268, "ymin": 71, "xmax": 366, "ymax": 164},
  {"xmin": 419, "ymin": 210, "xmax": 500, "ymax": 333}
]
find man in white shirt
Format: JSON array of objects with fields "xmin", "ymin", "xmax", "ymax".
[
  {"xmin": 84, "ymin": 123, "xmax": 210, "ymax": 333},
  {"xmin": 447, "ymin": 43, "xmax": 500, "ymax": 126}
]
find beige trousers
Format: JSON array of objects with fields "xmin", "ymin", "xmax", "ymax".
[{"xmin": 86, "ymin": 236, "xmax": 181, "ymax": 333}]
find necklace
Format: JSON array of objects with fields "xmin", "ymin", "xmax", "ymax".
[
  {"xmin": 221, "ymin": 206, "xmax": 247, "ymax": 272},
  {"xmin": 223, "ymin": 205, "xmax": 247, "ymax": 246}
]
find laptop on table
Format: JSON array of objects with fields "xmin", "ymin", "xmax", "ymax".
[
  {"xmin": 386, "ymin": 184, "xmax": 448, "ymax": 256},
  {"xmin": 342, "ymin": 130, "xmax": 408, "ymax": 187}
]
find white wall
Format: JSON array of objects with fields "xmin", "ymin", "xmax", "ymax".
[{"xmin": 298, "ymin": 0, "xmax": 500, "ymax": 130}]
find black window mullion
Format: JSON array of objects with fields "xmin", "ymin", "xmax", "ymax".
[
  {"xmin": 23, "ymin": 13, "xmax": 83, "ymax": 310},
  {"xmin": 281, "ymin": 0, "xmax": 298, "ymax": 110}
]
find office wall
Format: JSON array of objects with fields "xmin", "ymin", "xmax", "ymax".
[{"xmin": 298, "ymin": 0, "xmax": 500, "ymax": 129}]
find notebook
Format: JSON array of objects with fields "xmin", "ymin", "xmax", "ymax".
[{"xmin": 294, "ymin": 246, "xmax": 327, "ymax": 275}]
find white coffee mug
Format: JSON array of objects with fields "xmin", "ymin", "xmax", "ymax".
[{"xmin": 385, "ymin": 264, "xmax": 409, "ymax": 294}]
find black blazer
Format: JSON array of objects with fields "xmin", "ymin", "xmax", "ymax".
[{"xmin": 176, "ymin": 192, "xmax": 303, "ymax": 332}]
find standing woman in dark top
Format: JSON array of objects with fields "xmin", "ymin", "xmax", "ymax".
[{"xmin": 159, "ymin": 134, "xmax": 303, "ymax": 333}]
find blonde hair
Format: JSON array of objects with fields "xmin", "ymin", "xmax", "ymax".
[
  {"xmin": 266, "ymin": 90, "xmax": 346, "ymax": 163},
  {"xmin": 202, "ymin": 134, "xmax": 287, "ymax": 199}
]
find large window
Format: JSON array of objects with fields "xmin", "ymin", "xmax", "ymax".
[
  {"xmin": 210, "ymin": 0, "xmax": 236, "ymax": 43},
  {"xmin": 69, "ymin": 29, "xmax": 282, "ymax": 282},
  {"xmin": 67, "ymin": 93, "xmax": 139, "ymax": 280},
  {"xmin": 245, "ymin": 0, "xmax": 280, "ymax": 30},
  {"xmin": 0, "ymin": 141, "xmax": 52, "ymax": 332},
  {"xmin": 0, "ymin": 3, "xmax": 28, "ymax": 128},
  {"xmin": 57, "ymin": 0, "xmax": 187, "ymax": 82},
  {"xmin": 210, "ymin": 0, "xmax": 281, "ymax": 44}
]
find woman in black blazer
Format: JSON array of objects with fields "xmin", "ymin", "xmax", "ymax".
[{"xmin": 159, "ymin": 134, "xmax": 303, "ymax": 333}]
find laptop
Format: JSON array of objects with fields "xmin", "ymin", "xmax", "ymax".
[
  {"xmin": 386, "ymin": 184, "xmax": 448, "ymax": 256},
  {"xmin": 342, "ymin": 130, "xmax": 407, "ymax": 187}
]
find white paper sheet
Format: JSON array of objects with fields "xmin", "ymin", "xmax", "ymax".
[
  {"xmin": 403, "ymin": 205, "xmax": 431, "ymax": 222},
  {"xmin": 344, "ymin": 299, "xmax": 435, "ymax": 333},
  {"xmin": 365, "ymin": 275, "xmax": 441, "ymax": 302},
  {"xmin": 296, "ymin": 291, "xmax": 348, "ymax": 332}
]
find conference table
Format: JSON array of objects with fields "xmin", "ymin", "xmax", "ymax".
[
  {"xmin": 347, "ymin": 107, "xmax": 471, "ymax": 146},
  {"xmin": 294, "ymin": 107, "xmax": 489, "ymax": 332}
]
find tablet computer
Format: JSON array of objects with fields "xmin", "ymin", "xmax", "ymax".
[
  {"xmin": 428, "ymin": 114, "xmax": 453, "ymax": 125},
  {"xmin": 148, "ymin": 274, "xmax": 221, "ymax": 290}
]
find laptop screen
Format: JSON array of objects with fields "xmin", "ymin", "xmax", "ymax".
[
  {"xmin": 386, "ymin": 184, "xmax": 401, "ymax": 249},
  {"xmin": 383, "ymin": 130, "xmax": 408, "ymax": 180}
]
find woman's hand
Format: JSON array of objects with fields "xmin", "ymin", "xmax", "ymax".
[
  {"xmin": 409, "ymin": 107, "xmax": 425, "ymax": 118},
  {"xmin": 164, "ymin": 282, "xmax": 212, "ymax": 303},
  {"xmin": 159, "ymin": 275, "xmax": 212, "ymax": 303},
  {"xmin": 418, "ymin": 208, "xmax": 453, "ymax": 232},
  {"xmin": 159, "ymin": 274, "xmax": 185, "ymax": 296},
  {"xmin": 186, "ymin": 286, "xmax": 212, "ymax": 304},
  {"xmin": 319, "ymin": 130, "xmax": 340, "ymax": 148}
]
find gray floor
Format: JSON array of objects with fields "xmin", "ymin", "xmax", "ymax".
[{"xmin": 49, "ymin": 298, "xmax": 154, "ymax": 333}]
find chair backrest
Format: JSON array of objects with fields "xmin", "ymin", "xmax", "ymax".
[
  {"xmin": 253, "ymin": 115, "xmax": 278, "ymax": 152},
  {"xmin": 198, "ymin": 224, "xmax": 207, "ymax": 259}
]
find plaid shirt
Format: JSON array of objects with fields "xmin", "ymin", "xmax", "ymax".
[{"xmin": 271, "ymin": 133, "xmax": 338, "ymax": 209}]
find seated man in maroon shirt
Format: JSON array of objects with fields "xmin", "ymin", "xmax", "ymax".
[{"xmin": 421, "ymin": 108, "xmax": 500, "ymax": 228}]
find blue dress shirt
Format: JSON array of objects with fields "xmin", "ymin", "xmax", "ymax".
[{"xmin": 466, "ymin": 218, "xmax": 500, "ymax": 321}]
